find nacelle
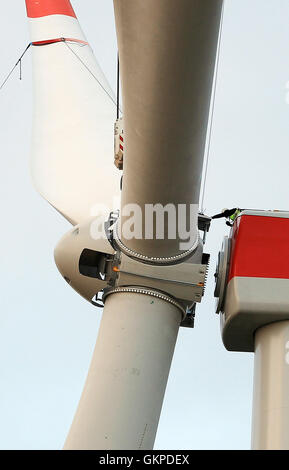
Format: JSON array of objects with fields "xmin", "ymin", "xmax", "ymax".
[{"xmin": 214, "ymin": 210, "xmax": 289, "ymax": 351}]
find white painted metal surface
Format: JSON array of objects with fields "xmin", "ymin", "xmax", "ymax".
[
  {"xmin": 221, "ymin": 277, "xmax": 289, "ymax": 352},
  {"xmin": 252, "ymin": 321, "xmax": 289, "ymax": 450}
]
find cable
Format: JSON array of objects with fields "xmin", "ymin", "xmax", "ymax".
[
  {"xmin": 117, "ymin": 53, "xmax": 119, "ymax": 118},
  {"xmin": 1, "ymin": 39, "xmax": 119, "ymax": 114},
  {"xmin": 0, "ymin": 43, "xmax": 31, "ymax": 90},
  {"xmin": 200, "ymin": 1, "xmax": 225, "ymax": 213},
  {"xmin": 63, "ymin": 40, "xmax": 118, "ymax": 109}
]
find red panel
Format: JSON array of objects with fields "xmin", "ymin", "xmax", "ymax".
[
  {"xmin": 26, "ymin": 0, "xmax": 76, "ymax": 18},
  {"xmin": 32, "ymin": 38, "xmax": 88, "ymax": 46},
  {"xmin": 228, "ymin": 215, "xmax": 289, "ymax": 281}
]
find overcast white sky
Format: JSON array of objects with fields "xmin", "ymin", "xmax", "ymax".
[{"xmin": 0, "ymin": 0, "xmax": 289, "ymax": 450}]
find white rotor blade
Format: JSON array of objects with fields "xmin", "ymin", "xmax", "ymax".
[
  {"xmin": 26, "ymin": 0, "xmax": 120, "ymax": 224},
  {"xmin": 114, "ymin": 0, "xmax": 223, "ymax": 258}
]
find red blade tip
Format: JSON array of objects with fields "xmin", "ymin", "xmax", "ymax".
[{"xmin": 25, "ymin": 0, "xmax": 76, "ymax": 18}]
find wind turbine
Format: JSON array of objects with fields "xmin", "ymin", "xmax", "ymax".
[{"xmin": 25, "ymin": 0, "xmax": 223, "ymax": 449}]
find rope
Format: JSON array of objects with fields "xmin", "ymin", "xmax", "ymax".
[
  {"xmin": 0, "ymin": 43, "xmax": 31, "ymax": 90},
  {"xmin": 1, "ymin": 38, "xmax": 119, "ymax": 111},
  {"xmin": 63, "ymin": 40, "xmax": 118, "ymax": 109},
  {"xmin": 200, "ymin": 1, "xmax": 225, "ymax": 213},
  {"xmin": 117, "ymin": 53, "xmax": 120, "ymax": 119}
]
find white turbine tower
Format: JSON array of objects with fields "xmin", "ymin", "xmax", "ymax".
[{"xmin": 25, "ymin": 0, "xmax": 223, "ymax": 449}]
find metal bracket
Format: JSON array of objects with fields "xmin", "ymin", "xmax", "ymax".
[{"xmin": 198, "ymin": 213, "xmax": 211, "ymax": 244}]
